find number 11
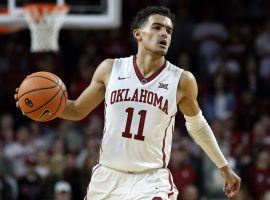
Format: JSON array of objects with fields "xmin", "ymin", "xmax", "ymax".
[{"xmin": 122, "ymin": 107, "xmax": 147, "ymax": 141}]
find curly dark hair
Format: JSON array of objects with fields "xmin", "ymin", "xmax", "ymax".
[{"xmin": 131, "ymin": 6, "xmax": 175, "ymax": 31}]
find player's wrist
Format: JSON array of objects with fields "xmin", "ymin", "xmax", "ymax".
[{"xmin": 219, "ymin": 165, "xmax": 231, "ymax": 174}]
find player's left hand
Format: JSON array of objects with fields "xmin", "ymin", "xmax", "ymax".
[{"xmin": 219, "ymin": 165, "xmax": 241, "ymax": 198}]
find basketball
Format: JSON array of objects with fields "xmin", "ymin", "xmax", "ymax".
[{"xmin": 17, "ymin": 71, "xmax": 68, "ymax": 122}]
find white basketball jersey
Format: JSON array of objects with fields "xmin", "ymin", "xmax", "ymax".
[{"xmin": 99, "ymin": 55, "xmax": 183, "ymax": 171}]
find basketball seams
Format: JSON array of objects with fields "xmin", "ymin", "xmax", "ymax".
[
  {"xmin": 52, "ymin": 74, "xmax": 68, "ymax": 100},
  {"xmin": 24, "ymin": 87, "xmax": 62, "ymax": 114},
  {"xmin": 27, "ymin": 75, "xmax": 58, "ymax": 84},
  {"xmin": 46, "ymin": 92, "xmax": 65, "ymax": 121},
  {"xmin": 26, "ymin": 75, "xmax": 57, "ymax": 84},
  {"xmin": 18, "ymin": 85, "xmax": 58, "ymax": 100},
  {"xmin": 19, "ymin": 72, "xmax": 68, "ymax": 122}
]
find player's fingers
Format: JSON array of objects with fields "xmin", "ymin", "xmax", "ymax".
[
  {"xmin": 223, "ymin": 182, "xmax": 230, "ymax": 196},
  {"xmin": 228, "ymin": 181, "xmax": 241, "ymax": 198},
  {"xmin": 228, "ymin": 188, "xmax": 239, "ymax": 198},
  {"xmin": 15, "ymin": 87, "xmax": 18, "ymax": 93},
  {"xmin": 20, "ymin": 108, "xmax": 25, "ymax": 115},
  {"xmin": 16, "ymin": 101, "xmax": 19, "ymax": 108},
  {"xmin": 14, "ymin": 93, "xmax": 18, "ymax": 100}
]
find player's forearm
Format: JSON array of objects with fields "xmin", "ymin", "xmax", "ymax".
[
  {"xmin": 184, "ymin": 111, "xmax": 228, "ymax": 168},
  {"xmin": 59, "ymin": 100, "xmax": 85, "ymax": 121}
]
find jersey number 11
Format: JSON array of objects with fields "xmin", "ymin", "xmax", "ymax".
[{"xmin": 122, "ymin": 107, "xmax": 146, "ymax": 141}]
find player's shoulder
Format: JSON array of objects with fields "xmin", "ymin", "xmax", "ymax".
[
  {"xmin": 178, "ymin": 70, "xmax": 198, "ymax": 98},
  {"xmin": 100, "ymin": 58, "xmax": 115, "ymax": 68},
  {"xmin": 95, "ymin": 56, "xmax": 131, "ymax": 82},
  {"xmin": 98, "ymin": 56, "xmax": 131, "ymax": 71},
  {"xmin": 113, "ymin": 55, "xmax": 133, "ymax": 65},
  {"xmin": 181, "ymin": 70, "xmax": 196, "ymax": 83},
  {"xmin": 93, "ymin": 58, "xmax": 115, "ymax": 82},
  {"xmin": 165, "ymin": 61, "xmax": 184, "ymax": 77}
]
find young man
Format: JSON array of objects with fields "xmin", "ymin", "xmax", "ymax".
[{"xmin": 16, "ymin": 6, "xmax": 240, "ymax": 200}]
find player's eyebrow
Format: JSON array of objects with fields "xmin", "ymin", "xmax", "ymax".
[{"xmin": 151, "ymin": 22, "xmax": 173, "ymax": 31}]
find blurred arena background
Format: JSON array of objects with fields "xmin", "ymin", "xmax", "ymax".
[{"xmin": 0, "ymin": 0, "xmax": 270, "ymax": 199}]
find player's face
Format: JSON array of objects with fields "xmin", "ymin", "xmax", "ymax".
[{"xmin": 136, "ymin": 14, "xmax": 173, "ymax": 56}]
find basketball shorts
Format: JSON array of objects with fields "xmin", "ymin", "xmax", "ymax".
[{"xmin": 84, "ymin": 164, "xmax": 178, "ymax": 200}]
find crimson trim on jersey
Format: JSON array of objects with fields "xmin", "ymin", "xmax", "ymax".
[
  {"xmin": 133, "ymin": 55, "xmax": 166, "ymax": 84},
  {"xmin": 98, "ymin": 102, "xmax": 107, "ymax": 164},
  {"xmin": 92, "ymin": 164, "xmax": 101, "ymax": 176},
  {"xmin": 84, "ymin": 184, "xmax": 90, "ymax": 200},
  {"xmin": 162, "ymin": 115, "xmax": 175, "ymax": 168},
  {"xmin": 166, "ymin": 168, "xmax": 174, "ymax": 197}
]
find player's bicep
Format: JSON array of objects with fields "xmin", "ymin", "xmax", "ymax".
[
  {"xmin": 76, "ymin": 78, "xmax": 105, "ymax": 110},
  {"xmin": 177, "ymin": 71, "xmax": 200, "ymax": 116}
]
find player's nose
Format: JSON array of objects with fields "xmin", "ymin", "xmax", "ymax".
[{"xmin": 160, "ymin": 27, "xmax": 168, "ymax": 37}]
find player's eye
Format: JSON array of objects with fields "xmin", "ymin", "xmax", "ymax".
[
  {"xmin": 153, "ymin": 26, "xmax": 160, "ymax": 30},
  {"xmin": 166, "ymin": 29, "xmax": 172, "ymax": 34}
]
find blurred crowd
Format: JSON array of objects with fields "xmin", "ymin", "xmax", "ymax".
[{"xmin": 0, "ymin": 0, "xmax": 270, "ymax": 199}]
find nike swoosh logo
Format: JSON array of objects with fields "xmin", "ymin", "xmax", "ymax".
[
  {"xmin": 39, "ymin": 109, "xmax": 52, "ymax": 119},
  {"xmin": 118, "ymin": 77, "xmax": 130, "ymax": 80}
]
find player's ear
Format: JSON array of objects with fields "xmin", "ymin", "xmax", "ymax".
[{"xmin": 133, "ymin": 29, "xmax": 142, "ymax": 41}]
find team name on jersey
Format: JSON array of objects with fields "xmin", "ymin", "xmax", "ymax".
[{"xmin": 110, "ymin": 89, "xmax": 168, "ymax": 114}]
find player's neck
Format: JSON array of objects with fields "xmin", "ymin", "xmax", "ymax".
[{"xmin": 135, "ymin": 52, "xmax": 165, "ymax": 78}]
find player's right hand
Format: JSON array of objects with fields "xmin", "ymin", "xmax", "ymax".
[
  {"xmin": 14, "ymin": 87, "xmax": 25, "ymax": 115},
  {"xmin": 14, "ymin": 88, "xmax": 19, "ymax": 108}
]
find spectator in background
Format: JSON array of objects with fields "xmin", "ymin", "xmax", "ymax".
[
  {"xmin": 28, "ymin": 122, "xmax": 50, "ymax": 151},
  {"xmin": 192, "ymin": 6, "xmax": 228, "ymax": 77},
  {"xmin": 239, "ymin": 56, "xmax": 265, "ymax": 97},
  {"xmin": 76, "ymin": 134, "xmax": 100, "ymax": 169},
  {"xmin": 225, "ymin": 23, "xmax": 251, "ymax": 64},
  {"xmin": 63, "ymin": 152, "xmax": 84, "ymax": 200},
  {"xmin": 203, "ymin": 74, "xmax": 236, "ymax": 121},
  {"xmin": 3, "ymin": 126, "xmax": 35, "ymax": 178},
  {"xmin": 54, "ymin": 181, "xmax": 72, "ymax": 200},
  {"xmin": 0, "ymin": 113, "xmax": 15, "ymax": 147},
  {"xmin": 69, "ymin": 54, "xmax": 94, "ymax": 99},
  {"xmin": 35, "ymin": 148, "xmax": 51, "ymax": 179},
  {"xmin": 208, "ymin": 51, "xmax": 240, "ymax": 79},
  {"xmin": 169, "ymin": 148, "xmax": 197, "ymax": 197},
  {"xmin": 255, "ymin": 20, "xmax": 270, "ymax": 80},
  {"xmin": 232, "ymin": 185, "xmax": 252, "ymax": 200},
  {"xmin": 260, "ymin": 114, "xmax": 270, "ymax": 134},
  {"xmin": 17, "ymin": 155, "xmax": 42, "ymax": 200},
  {"xmin": 39, "ymin": 140, "xmax": 67, "ymax": 200},
  {"xmin": 0, "ymin": 154, "xmax": 17, "ymax": 200},
  {"xmin": 262, "ymin": 190, "xmax": 270, "ymax": 200},
  {"xmin": 245, "ymin": 147, "xmax": 270, "ymax": 199},
  {"xmin": 235, "ymin": 90, "xmax": 258, "ymax": 131},
  {"xmin": 182, "ymin": 184, "xmax": 199, "ymax": 200},
  {"xmin": 176, "ymin": 52, "xmax": 192, "ymax": 71},
  {"xmin": 251, "ymin": 122, "xmax": 269, "ymax": 149},
  {"xmin": 168, "ymin": 4, "xmax": 195, "ymax": 58},
  {"xmin": 79, "ymin": 153, "xmax": 98, "ymax": 195},
  {"xmin": 50, "ymin": 120, "xmax": 82, "ymax": 154}
]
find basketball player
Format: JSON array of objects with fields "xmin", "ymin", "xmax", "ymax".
[{"xmin": 15, "ymin": 6, "xmax": 241, "ymax": 200}]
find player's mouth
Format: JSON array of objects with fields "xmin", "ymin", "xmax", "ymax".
[{"xmin": 158, "ymin": 39, "xmax": 167, "ymax": 48}]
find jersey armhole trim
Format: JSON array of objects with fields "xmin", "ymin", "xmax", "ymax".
[
  {"xmin": 105, "ymin": 58, "xmax": 117, "ymax": 93},
  {"xmin": 175, "ymin": 68, "xmax": 184, "ymax": 109}
]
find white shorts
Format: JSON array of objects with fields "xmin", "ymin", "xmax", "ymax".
[{"xmin": 84, "ymin": 164, "xmax": 178, "ymax": 200}]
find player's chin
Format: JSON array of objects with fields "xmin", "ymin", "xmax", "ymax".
[
  {"xmin": 155, "ymin": 50, "xmax": 167, "ymax": 56},
  {"xmin": 154, "ymin": 47, "xmax": 167, "ymax": 55}
]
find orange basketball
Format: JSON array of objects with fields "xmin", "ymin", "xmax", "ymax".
[{"xmin": 17, "ymin": 71, "xmax": 68, "ymax": 122}]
